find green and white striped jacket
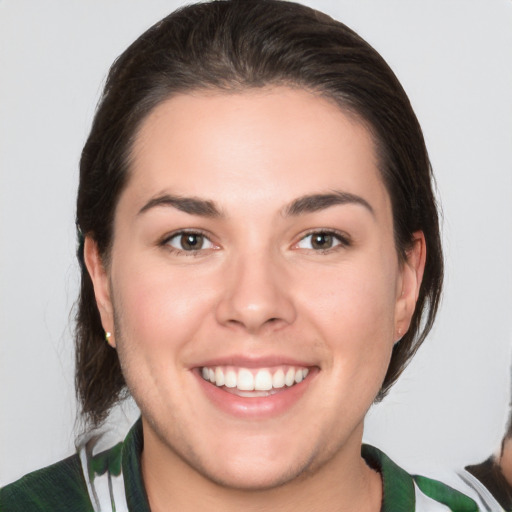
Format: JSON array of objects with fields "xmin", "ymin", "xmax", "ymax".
[{"xmin": 0, "ymin": 419, "xmax": 482, "ymax": 511}]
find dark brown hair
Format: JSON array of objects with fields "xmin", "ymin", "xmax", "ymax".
[{"xmin": 76, "ymin": 0, "xmax": 443, "ymax": 427}]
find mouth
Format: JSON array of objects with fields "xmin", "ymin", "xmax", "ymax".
[{"xmin": 200, "ymin": 365, "xmax": 311, "ymax": 397}]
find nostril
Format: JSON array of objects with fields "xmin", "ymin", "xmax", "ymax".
[{"xmin": 227, "ymin": 319, "xmax": 245, "ymax": 327}]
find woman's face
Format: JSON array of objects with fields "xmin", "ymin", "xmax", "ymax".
[{"xmin": 87, "ymin": 87, "xmax": 423, "ymax": 489}]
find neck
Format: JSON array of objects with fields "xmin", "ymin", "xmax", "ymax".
[{"xmin": 141, "ymin": 423, "xmax": 382, "ymax": 512}]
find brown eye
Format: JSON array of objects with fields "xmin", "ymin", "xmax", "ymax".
[
  {"xmin": 311, "ymin": 233, "xmax": 333, "ymax": 250},
  {"xmin": 166, "ymin": 232, "xmax": 215, "ymax": 252},
  {"xmin": 180, "ymin": 233, "xmax": 204, "ymax": 250},
  {"xmin": 296, "ymin": 231, "xmax": 349, "ymax": 251}
]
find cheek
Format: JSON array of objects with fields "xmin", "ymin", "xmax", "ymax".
[
  {"xmin": 302, "ymin": 260, "xmax": 398, "ymax": 335},
  {"xmin": 111, "ymin": 259, "xmax": 219, "ymax": 353},
  {"xmin": 295, "ymin": 252, "xmax": 399, "ymax": 385}
]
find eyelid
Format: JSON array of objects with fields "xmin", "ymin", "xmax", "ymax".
[
  {"xmin": 160, "ymin": 229, "xmax": 219, "ymax": 254},
  {"xmin": 293, "ymin": 229, "xmax": 352, "ymax": 251}
]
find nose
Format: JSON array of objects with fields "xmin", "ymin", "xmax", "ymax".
[{"xmin": 215, "ymin": 251, "xmax": 296, "ymax": 334}]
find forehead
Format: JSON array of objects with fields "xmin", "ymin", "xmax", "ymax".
[{"xmin": 125, "ymin": 87, "xmax": 390, "ymax": 218}]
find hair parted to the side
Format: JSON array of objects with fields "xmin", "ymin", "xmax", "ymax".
[{"xmin": 76, "ymin": 0, "xmax": 443, "ymax": 427}]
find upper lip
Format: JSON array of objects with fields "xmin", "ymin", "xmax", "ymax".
[{"xmin": 193, "ymin": 354, "xmax": 317, "ymax": 369}]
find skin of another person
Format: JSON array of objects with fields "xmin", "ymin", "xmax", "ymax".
[
  {"xmin": 84, "ymin": 88, "xmax": 425, "ymax": 512},
  {"xmin": 499, "ymin": 437, "xmax": 512, "ymax": 485}
]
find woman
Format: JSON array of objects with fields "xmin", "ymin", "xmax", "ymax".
[{"xmin": 0, "ymin": 1, "xmax": 480, "ymax": 510}]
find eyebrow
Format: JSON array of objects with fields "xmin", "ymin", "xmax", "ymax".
[
  {"xmin": 138, "ymin": 194, "xmax": 222, "ymax": 217},
  {"xmin": 138, "ymin": 190, "xmax": 373, "ymax": 218},
  {"xmin": 283, "ymin": 191, "xmax": 374, "ymax": 217}
]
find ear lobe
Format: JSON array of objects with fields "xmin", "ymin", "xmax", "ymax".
[
  {"xmin": 83, "ymin": 236, "xmax": 116, "ymax": 347},
  {"xmin": 395, "ymin": 231, "xmax": 426, "ymax": 339}
]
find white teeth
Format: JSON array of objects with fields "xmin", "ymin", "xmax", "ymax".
[
  {"xmin": 215, "ymin": 367, "xmax": 225, "ymax": 387},
  {"xmin": 272, "ymin": 369, "xmax": 285, "ymax": 388},
  {"xmin": 225, "ymin": 369, "xmax": 237, "ymax": 388},
  {"xmin": 237, "ymin": 369, "xmax": 255, "ymax": 391},
  {"xmin": 254, "ymin": 369, "xmax": 273, "ymax": 391},
  {"xmin": 285, "ymin": 368, "xmax": 295, "ymax": 387},
  {"xmin": 201, "ymin": 365, "xmax": 311, "ymax": 391}
]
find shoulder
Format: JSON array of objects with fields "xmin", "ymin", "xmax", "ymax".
[
  {"xmin": 412, "ymin": 473, "xmax": 481, "ymax": 511},
  {"xmin": 458, "ymin": 465, "xmax": 507, "ymax": 512},
  {"xmin": 1, "ymin": 420, "xmax": 145, "ymax": 512},
  {"xmin": 362, "ymin": 445, "xmax": 480, "ymax": 511},
  {"xmin": 0, "ymin": 454, "xmax": 93, "ymax": 512}
]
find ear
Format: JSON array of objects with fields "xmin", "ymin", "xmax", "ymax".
[
  {"xmin": 83, "ymin": 236, "xmax": 116, "ymax": 348},
  {"xmin": 394, "ymin": 231, "xmax": 426, "ymax": 341}
]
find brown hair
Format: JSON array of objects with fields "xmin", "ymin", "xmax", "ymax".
[{"xmin": 76, "ymin": 0, "xmax": 443, "ymax": 427}]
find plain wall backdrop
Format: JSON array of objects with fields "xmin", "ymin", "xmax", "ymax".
[{"xmin": 1, "ymin": 0, "xmax": 511, "ymax": 486}]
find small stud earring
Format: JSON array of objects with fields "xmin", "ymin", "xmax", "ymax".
[{"xmin": 105, "ymin": 331, "xmax": 114, "ymax": 347}]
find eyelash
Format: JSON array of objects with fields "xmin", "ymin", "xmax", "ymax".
[
  {"xmin": 160, "ymin": 230, "xmax": 217, "ymax": 256},
  {"xmin": 159, "ymin": 229, "xmax": 351, "ymax": 256},
  {"xmin": 294, "ymin": 229, "xmax": 352, "ymax": 253}
]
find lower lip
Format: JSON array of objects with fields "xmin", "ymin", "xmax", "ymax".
[{"xmin": 194, "ymin": 369, "xmax": 317, "ymax": 419}]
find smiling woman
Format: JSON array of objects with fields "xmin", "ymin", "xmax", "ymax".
[
  {"xmin": 86, "ymin": 89, "xmax": 412, "ymax": 496},
  {"xmin": 0, "ymin": 1, "xmax": 484, "ymax": 511}
]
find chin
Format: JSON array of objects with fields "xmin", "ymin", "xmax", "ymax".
[
  {"xmin": 197, "ymin": 457, "xmax": 312, "ymax": 491},
  {"xmin": 198, "ymin": 430, "xmax": 322, "ymax": 490}
]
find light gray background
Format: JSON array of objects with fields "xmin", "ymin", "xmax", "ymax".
[{"xmin": 1, "ymin": 0, "xmax": 511, "ymax": 486}]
